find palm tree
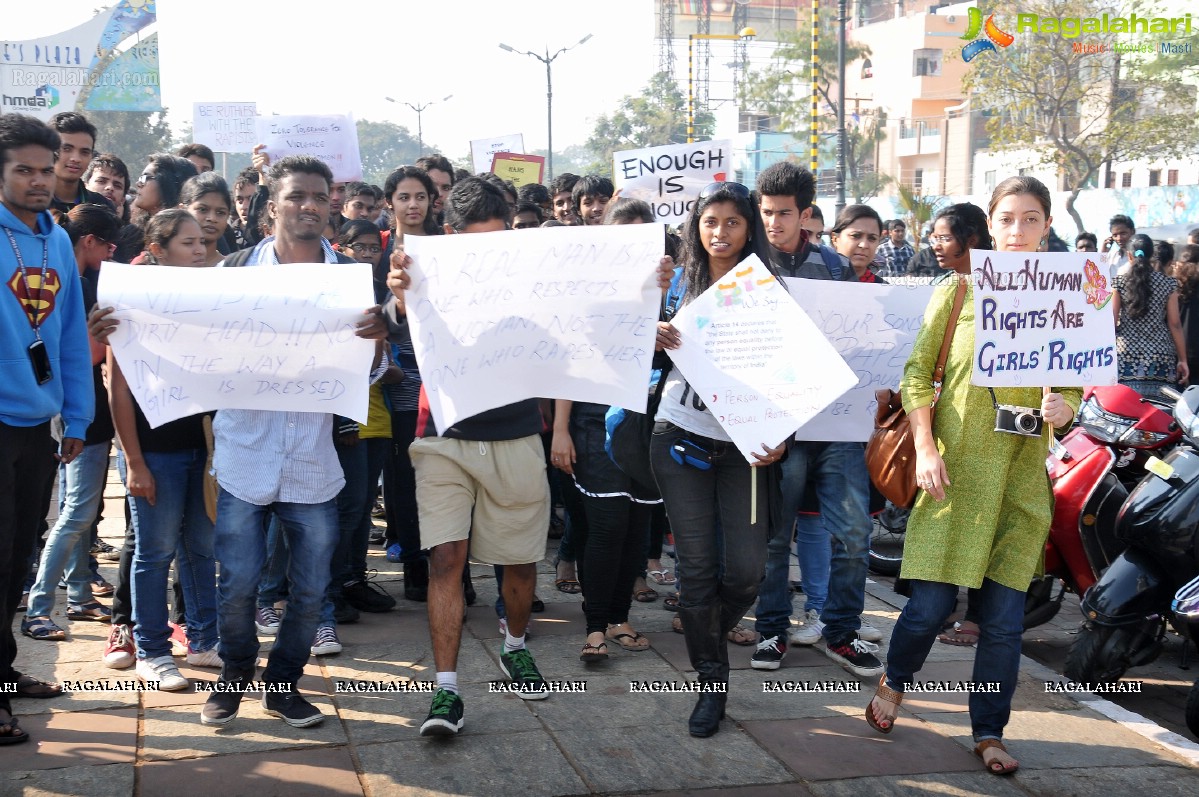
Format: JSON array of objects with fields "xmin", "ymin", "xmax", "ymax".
[{"xmin": 895, "ymin": 183, "xmax": 945, "ymax": 243}]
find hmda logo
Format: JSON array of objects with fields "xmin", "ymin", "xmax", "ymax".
[{"xmin": 1, "ymin": 84, "xmax": 59, "ymax": 109}]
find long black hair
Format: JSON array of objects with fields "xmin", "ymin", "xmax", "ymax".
[
  {"xmin": 143, "ymin": 153, "xmax": 199, "ymax": 212},
  {"xmin": 932, "ymin": 202, "xmax": 992, "ymax": 254},
  {"xmin": 1123, "ymin": 233, "xmax": 1156, "ymax": 320},
  {"xmin": 679, "ymin": 184, "xmax": 759, "ymax": 302},
  {"xmin": 58, "ymin": 202, "xmax": 120, "ymax": 247}
]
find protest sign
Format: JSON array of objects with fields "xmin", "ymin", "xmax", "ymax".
[
  {"xmin": 491, "ymin": 153, "xmax": 545, "ymax": 188},
  {"xmin": 470, "ymin": 133, "xmax": 525, "ymax": 174},
  {"xmin": 612, "ymin": 140, "xmax": 732, "ymax": 225},
  {"xmin": 666, "ymin": 256, "xmax": 857, "ymax": 462},
  {"xmin": 98, "ymin": 262, "xmax": 376, "ymax": 428},
  {"xmin": 403, "ymin": 225, "xmax": 663, "ymax": 431},
  {"xmin": 971, "ymin": 250, "xmax": 1118, "ymax": 387},
  {"xmin": 254, "ymin": 114, "xmax": 363, "ymax": 181},
  {"xmin": 192, "ymin": 102, "xmax": 257, "ymax": 152},
  {"xmin": 790, "ymin": 280, "xmax": 935, "ymax": 442}
]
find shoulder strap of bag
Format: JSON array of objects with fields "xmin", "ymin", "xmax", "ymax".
[
  {"xmin": 818, "ymin": 244, "xmax": 844, "ymax": 280},
  {"xmin": 931, "ymin": 278, "xmax": 968, "ymax": 414}
]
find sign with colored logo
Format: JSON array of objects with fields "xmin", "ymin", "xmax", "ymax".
[{"xmin": 960, "ymin": 7, "xmax": 1015, "ymax": 61}]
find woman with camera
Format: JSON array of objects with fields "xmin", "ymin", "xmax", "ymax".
[{"xmin": 864, "ymin": 180, "xmax": 1081, "ymax": 777}]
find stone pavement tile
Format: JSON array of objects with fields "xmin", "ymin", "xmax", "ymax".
[
  {"xmin": 912, "ymin": 707, "xmax": 1190, "ymax": 769},
  {"xmin": 645, "ymin": 627, "xmax": 840, "ymax": 674},
  {"xmin": 336, "ymin": 684, "xmax": 542, "ymax": 744},
  {"xmin": 741, "ymin": 714, "xmax": 980, "ymax": 781},
  {"xmin": 555, "ymin": 720, "xmax": 794, "ymax": 794},
  {"xmin": 324, "ymin": 632, "xmax": 506, "ymax": 687},
  {"xmin": 1014, "ymin": 763, "xmax": 1199, "ymax": 796},
  {"xmin": 141, "ymin": 659, "xmax": 329, "ymax": 709},
  {"xmin": 356, "ymin": 728, "xmax": 586, "ymax": 797},
  {"xmin": 530, "ymin": 674, "xmax": 668, "ymax": 731},
  {"xmin": 726, "ymin": 666, "xmax": 872, "ymax": 722},
  {"xmin": 11, "ymin": 619, "xmax": 108, "ymax": 666},
  {"xmin": 11, "ymin": 659, "xmax": 141, "ymax": 715},
  {"xmin": 806, "ymin": 771, "xmax": 1027, "ymax": 797},
  {"xmin": 0, "ymin": 708, "xmax": 136, "ymax": 771},
  {"xmin": 618, "ymin": 786, "xmax": 815, "ymax": 797},
  {"xmin": 139, "ymin": 745, "xmax": 363, "ymax": 797},
  {"xmin": 139, "ymin": 696, "xmax": 346, "ymax": 760},
  {"xmin": 0, "ymin": 763, "xmax": 134, "ymax": 797},
  {"xmin": 520, "ymin": 636, "xmax": 681, "ymax": 684}
]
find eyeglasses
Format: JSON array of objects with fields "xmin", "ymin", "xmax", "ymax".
[
  {"xmin": 348, "ymin": 243, "xmax": 383, "ymax": 255},
  {"xmin": 94, "ymin": 236, "xmax": 117, "ymax": 255},
  {"xmin": 930, "ymin": 235, "xmax": 957, "ymax": 244},
  {"xmin": 136, "ymin": 172, "xmax": 157, "ymax": 187},
  {"xmin": 698, "ymin": 181, "xmax": 751, "ymax": 201}
]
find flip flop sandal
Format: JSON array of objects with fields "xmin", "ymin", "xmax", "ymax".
[
  {"xmin": 580, "ymin": 641, "xmax": 609, "ymax": 662},
  {"xmin": 606, "ymin": 630, "xmax": 650, "ymax": 651},
  {"xmin": 937, "ymin": 622, "xmax": 979, "ymax": 647},
  {"xmin": 866, "ymin": 675, "xmax": 902, "ymax": 734},
  {"xmin": 67, "ymin": 601, "xmax": 112, "ymax": 622},
  {"xmin": 975, "ymin": 739, "xmax": 1019, "ymax": 775},
  {"xmin": 632, "ymin": 588, "xmax": 659, "ymax": 603},
  {"xmin": 671, "ymin": 615, "xmax": 684, "ymax": 634},
  {"xmin": 0, "ymin": 716, "xmax": 29, "ymax": 746},
  {"xmin": 21, "ymin": 617, "xmax": 66, "ymax": 641},
  {"xmin": 648, "ymin": 569, "xmax": 677, "ymax": 585},
  {"xmin": 663, "ymin": 594, "xmax": 681, "ymax": 612},
  {"xmin": 555, "ymin": 579, "xmax": 582, "ymax": 594},
  {"xmin": 726, "ymin": 624, "xmax": 757, "ymax": 646},
  {"xmin": 15, "ymin": 674, "xmax": 64, "ymax": 699}
]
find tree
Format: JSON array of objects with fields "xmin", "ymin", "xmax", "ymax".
[
  {"xmin": 737, "ymin": 15, "xmax": 889, "ymax": 202},
  {"xmin": 355, "ymin": 120, "xmax": 426, "ymax": 186},
  {"xmin": 895, "ymin": 183, "xmax": 945, "ymax": 239},
  {"xmin": 87, "ymin": 110, "xmax": 173, "ymax": 174},
  {"xmin": 964, "ymin": 0, "xmax": 1199, "ymax": 232},
  {"xmin": 585, "ymin": 72, "xmax": 715, "ymax": 176}
]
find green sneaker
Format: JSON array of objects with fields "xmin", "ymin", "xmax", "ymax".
[
  {"xmin": 419, "ymin": 688, "xmax": 464, "ymax": 736},
  {"xmin": 498, "ymin": 648, "xmax": 549, "ymax": 700}
]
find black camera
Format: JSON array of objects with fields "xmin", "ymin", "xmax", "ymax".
[{"xmin": 994, "ymin": 404, "xmax": 1043, "ymax": 437}]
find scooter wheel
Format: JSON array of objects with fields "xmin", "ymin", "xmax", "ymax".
[
  {"xmin": 1186, "ymin": 679, "xmax": 1199, "ymax": 737},
  {"xmin": 1064, "ymin": 624, "xmax": 1132, "ymax": 687}
]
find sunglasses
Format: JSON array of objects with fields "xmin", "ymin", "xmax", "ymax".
[
  {"xmin": 348, "ymin": 243, "xmax": 383, "ymax": 255},
  {"xmin": 698, "ymin": 181, "xmax": 751, "ymax": 201},
  {"xmin": 136, "ymin": 172, "xmax": 157, "ymax": 187},
  {"xmin": 92, "ymin": 235, "xmax": 117, "ymax": 255}
]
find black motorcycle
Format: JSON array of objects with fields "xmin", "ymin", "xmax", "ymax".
[
  {"xmin": 1065, "ymin": 385, "xmax": 1199, "ymax": 686},
  {"xmin": 1171, "ymin": 574, "xmax": 1199, "ymax": 735}
]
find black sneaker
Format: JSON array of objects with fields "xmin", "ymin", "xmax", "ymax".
[
  {"xmin": 824, "ymin": 635, "xmax": 885, "ymax": 678},
  {"xmin": 750, "ymin": 635, "xmax": 787, "ymax": 670},
  {"xmin": 498, "ymin": 648, "xmax": 549, "ymax": 700},
  {"xmin": 419, "ymin": 688, "xmax": 465, "ymax": 736},
  {"xmin": 200, "ymin": 677, "xmax": 250, "ymax": 726},
  {"xmin": 91, "ymin": 539, "xmax": 120, "ymax": 562},
  {"xmin": 342, "ymin": 575, "xmax": 396, "ymax": 613},
  {"xmin": 262, "ymin": 690, "xmax": 324, "ymax": 728},
  {"xmin": 368, "ymin": 528, "xmax": 386, "ymax": 545},
  {"xmin": 332, "ymin": 596, "xmax": 360, "ymax": 625}
]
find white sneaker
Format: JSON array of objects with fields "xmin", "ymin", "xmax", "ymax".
[
  {"xmin": 186, "ymin": 646, "xmax": 223, "ymax": 668},
  {"xmin": 136, "ymin": 655, "xmax": 190, "ymax": 691},
  {"xmin": 311, "ymin": 625, "xmax": 342, "ymax": 656},
  {"xmin": 858, "ymin": 622, "xmax": 884, "ymax": 643},
  {"xmin": 788, "ymin": 609, "xmax": 825, "ymax": 646}
]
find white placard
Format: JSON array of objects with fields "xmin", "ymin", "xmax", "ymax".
[
  {"xmin": 971, "ymin": 250, "xmax": 1118, "ymax": 387},
  {"xmin": 254, "ymin": 114, "xmax": 363, "ymax": 182},
  {"xmin": 790, "ymin": 280, "xmax": 936, "ymax": 442},
  {"xmin": 98, "ymin": 263, "xmax": 376, "ymax": 428},
  {"xmin": 666, "ymin": 256, "xmax": 858, "ymax": 462},
  {"xmin": 612, "ymin": 140, "xmax": 733, "ymax": 224},
  {"xmin": 403, "ymin": 224, "xmax": 663, "ymax": 431},
  {"xmin": 470, "ymin": 133, "xmax": 525, "ymax": 175},
  {"xmin": 192, "ymin": 102, "xmax": 258, "ymax": 152}
]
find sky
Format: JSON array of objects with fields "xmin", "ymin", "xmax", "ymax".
[{"xmin": 4, "ymin": 0, "xmax": 670, "ymax": 157}]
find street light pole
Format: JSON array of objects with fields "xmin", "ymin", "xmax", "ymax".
[
  {"xmin": 499, "ymin": 34, "xmax": 592, "ymax": 181},
  {"xmin": 687, "ymin": 29, "xmax": 756, "ymax": 144},
  {"xmin": 384, "ymin": 95, "xmax": 452, "ymax": 156},
  {"xmin": 835, "ymin": 0, "xmax": 848, "ymax": 215}
]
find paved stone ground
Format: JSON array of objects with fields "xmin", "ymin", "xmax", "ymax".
[{"xmin": 3, "ymin": 467, "xmax": 1198, "ymax": 796}]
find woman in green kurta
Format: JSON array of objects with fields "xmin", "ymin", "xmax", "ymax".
[{"xmin": 865, "ymin": 183, "xmax": 1081, "ymax": 777}]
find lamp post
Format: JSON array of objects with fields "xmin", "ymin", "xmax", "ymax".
[
  {"xmin": 687, "ymin": 28, "xmax": 756, "ymax": 144},
  {"xmin": 835, "ymin": 0, "xmax": 848, "ymax": 215},
  {"xmin": 498, "ymin": 34, "xmax": 592, "ymax": 181},
  {"xmin": 384, "ymin": 95, "xmax": 452, "ymax": 156}
]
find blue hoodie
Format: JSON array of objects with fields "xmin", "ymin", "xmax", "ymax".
[{"xmin": 0, "ymin": 202, "xmax": 94, "ymax": 439}]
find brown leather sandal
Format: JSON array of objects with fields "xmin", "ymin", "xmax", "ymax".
[
  {"xmin": 865, "ymin": 675, "xmax": 902, "ymax": 734},
  {"xmin": 975, "ymin": 738, "xmax": 1019, "ymax": 775}
]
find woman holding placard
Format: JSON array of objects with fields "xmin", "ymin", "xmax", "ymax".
[
  {"xmin": 650, "ymin": 182, "xmax": 784, "ymax": 738},
  {"xmin": 865, "ymin": 180, "xmax": 1081, "ymax": 777},
  {"xmin": 1112, "ymin": 232, "xmax": 1188, "ymax": 400},
  {"xmin": 108, "ymin": 209, "xmax": 220, "ymax": 692}
]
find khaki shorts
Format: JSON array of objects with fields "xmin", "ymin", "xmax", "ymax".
[{"xmin": 409, "ymin": 434, "xmax": 550, "ymax": 566}]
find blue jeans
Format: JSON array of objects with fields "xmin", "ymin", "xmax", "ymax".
[
  {"xmin": 26, "ymin": 442, "xmax": 110, "ymax": 616},
  {"xmin": 257, "ymin": 513, "xmax": 288, "ymax": 608},
  {"xmin": 754, "ymin": 442, "xmax": 870, "ymax": 642},
  {"xmin": 885, "ymin": 578, "xmax": 1024, "ymax": 740},
  {"xmin": 129, "ymin": 449, "xmax": 217, "ymax": 659},
  {"xmin": 334, "ymin": 438, "xmax": 389, "ymax": 586},
  {"xmin": 215, "ymin": 489, "xmax": 337, "ymax": 684},
  {"xmin": 795, "ymin": 513, "xmax": 830, "ymax": 613}
]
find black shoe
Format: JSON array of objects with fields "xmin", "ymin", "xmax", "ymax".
[
  {"xmin": 261, "ymin": 690, "xmax": 324, "ymax": 728},
  {"xmin": 688, "ymin": 690, "xmax": 728, "ymax": 737},
  {"xmin": 200, "ymin": 677, "xmax": 250, "ymax": 726},
  {"xmin": 332, "ymin": 596, "xmax": 360, "ymax": 625},
  {"xmin": 404, "ymin": 559, "xmax": 429, "ymax": 601},
  {"xmin": 498, "ymin": 648, "xmax": 549, "ymax": 700},
  {"xmin": 531, "ymin": 596, "xmax": 545, "ymax": 613},
  {"xmin": 464, "ymin": 581, "xmax": 477, "ymax": 607},
  {"xmin": 823, "ymin": 634, "xmax": 885, "ymax": 678},
  {"xmin": 368, "ymin": 528, "xmax": 386, "ymax": 545},
  {"xmin": 419, "ymin": 688, "xmax": 465, "ymax": 736},
  {"xmin": 342, "ymin": 575, "xmax": 396, "ymax": 613},
  {"xmin": 750, "ymin": 635, "xmax": 786, "ymax": 671},
  {"xmin": 405, "ymin": 583, "xmax": 428, "ymax": 602},
  {"xmin": 91, "ymin": 539, "xmax": 120, "ymax": 562}
]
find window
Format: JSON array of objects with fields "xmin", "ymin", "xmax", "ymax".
[
  {"xmin": 913, "ymin": 49, "xmax": 942, "ymax": 77},
  {"xmin": 861, "ymin": 58, "xmax": 873, "ymax": 79},
  {"xmin": 1149, "ymin": 170, "xmax": 1160, "ymax": 186},
  {"xmin": 984, "ymin": 170, "xmax": 996, "ymax": 193},
  {"xmin": 914, "ymin": 168, "xmax": 924, "ymax": 193},
  {"xmin": 1168, "ymin": 169, "xmax": 1179, "ymax": 186},
  {"xmin": 1121, "ymin": 172, "xmax": 1132, "ymax": 188}
]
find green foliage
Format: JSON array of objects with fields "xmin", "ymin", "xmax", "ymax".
[
  {"xmin": 355, "ymin": 119, "xmax": 427, "ymax": 185},
  {"xmin": 87, "ymin": 110, "xmax": 173, "ymax": 175},
  {"xmin": 895, "ymin": 183, "xmax": 945, "ymax": 234},
  {"xmin": 585, "ymin": 72, "xmax": 715, "ymax": 176}
]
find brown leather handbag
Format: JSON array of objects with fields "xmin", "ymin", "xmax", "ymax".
[{"xmin": 866, "ymin": 280, "xmax": 968, "ymax": 508}]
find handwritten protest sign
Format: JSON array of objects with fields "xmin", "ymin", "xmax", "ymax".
[
  {"xmin": 192, "ymin": 102, "xmax": 257, "ymax": 152},
  {"xmin": 612, "ymin": 140, "xmax": 732, "ymax": 224},
  {"xmin": 98, "ymin": 263, "xmax": 376, "ymax": 428},
  {"xmin": 790, "ymin": 280, "xmax": 935, "ymax": 442},
  {"xmin": 666, "ymin": 256, "xmax": 857, "ymax": 462},
  {"xmin": 403, "ymin": 225, "xmax": 663, "ymax": 431},
  {"xmin": 491, "ymin": 152, "xmax": 545, "ymax": 188},
  {"xmin": 971, "ymin": 250, "xmax": 1118, "ymax": 387},
  {"xmin": 470, "ymin": 133, "xmax": 525, "ymax": 174},
  {"xmin": 254, "ymin": 113, "xmax": 363, "ymax": 181}
]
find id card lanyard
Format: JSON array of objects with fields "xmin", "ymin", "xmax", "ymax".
[{"xmin": 3, "ymin": 226, "xmax": 49, "ymax": 340}]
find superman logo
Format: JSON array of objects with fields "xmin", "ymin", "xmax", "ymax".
[{"xmin": 7, "ymin": 267, "xmax": 62, "ymax": 328}]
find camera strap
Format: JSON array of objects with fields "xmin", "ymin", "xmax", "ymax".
[{"xmin": 986, "ymin": 387, "xmax": 1001, "ymax": 409}]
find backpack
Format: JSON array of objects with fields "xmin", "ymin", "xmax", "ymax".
[{"xmin": 816, "ymin": 243, "xmax": 845, "ymax": 280}]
